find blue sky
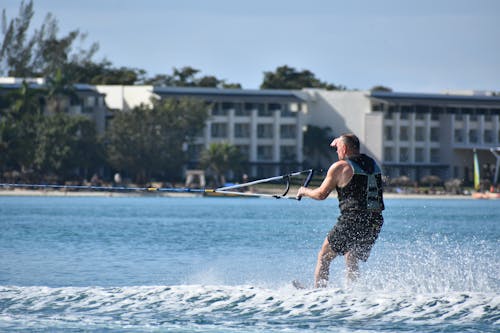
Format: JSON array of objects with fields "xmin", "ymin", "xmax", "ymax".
[{"xmin": 3, "ymin": 0, "xmax": 500, "ymax": 92}]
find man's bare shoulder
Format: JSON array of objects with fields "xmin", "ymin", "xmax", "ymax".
[
  {"xmin": 329, "ymin": 160, "xmax": 353, "ymax": 187},
  {"xmin": 329, "ymin": 160, "xmax": 350, "ymax": 173}
]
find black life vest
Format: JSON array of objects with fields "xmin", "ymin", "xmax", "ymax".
[{"xmin": 336, "ymin": 154, "xmax": 385, "ymax": 213}]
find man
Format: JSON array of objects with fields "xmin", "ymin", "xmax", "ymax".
[{"xmin": 297, "ymin": 133, "xmax": 384, "ymax": 287}]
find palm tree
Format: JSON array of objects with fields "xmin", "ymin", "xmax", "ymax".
[
  {"xmin": 45, "ymin": 68, "xmax": 79, "ymax": 113},
  {"xmin": 200, "ymin": 142, "xmax": 244, "ymax": 187}
]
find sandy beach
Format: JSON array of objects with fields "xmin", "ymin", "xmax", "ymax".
[{"xmin": 0, "ymin": 188, "xmax": 474, "ymax": 199}]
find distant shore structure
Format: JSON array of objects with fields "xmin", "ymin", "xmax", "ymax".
[{"xmin": 1, "ymin": 77, "xmax": 499, "ymax": 184}]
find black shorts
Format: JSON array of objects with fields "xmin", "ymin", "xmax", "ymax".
[{"xmin": 327, "ymin": 211, "xmax": 383, "ymax": 261}]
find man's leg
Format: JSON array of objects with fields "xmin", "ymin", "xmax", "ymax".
[
  {"xmin": 345, "ymin": 251, "xmax": 359, "ymax": 282},
  {"xmin": 314, "ymin": 237, "xmax": 337, "ymax": 288}
]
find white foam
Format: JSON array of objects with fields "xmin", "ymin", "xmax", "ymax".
[{"xmin": 0, "ymin": 284, "xmax": 498, "ymax": 332}]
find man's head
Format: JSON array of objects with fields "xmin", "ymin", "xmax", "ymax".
[{"xmin": 330, "ymin": 133, "xmax": 360, "ymax": 160}]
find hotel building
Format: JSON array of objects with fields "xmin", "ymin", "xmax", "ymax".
[
  {"xmin": 97, "ymin": 85, "xmax": 307, "ymax": 178},
  {"xmin": 305, "ymin": 89, "xmax": 500, "ymax": 184}
]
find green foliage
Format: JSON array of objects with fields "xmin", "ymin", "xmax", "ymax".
[
  {"xmin": 0, "ymin": 81, "xmax": 102, "ymax": 181},
  {"xmin": 0, "ymin": 0, "xmax": 99, "ymax": 79},
  {"xmin": 145, "ymin": 66, "xmax": 242, "ymax": 88},
  {"xmin": 33, "ymin": 113, "xmax": 101, "ymax": 180},
  {"xmin": 0, "ymin": 81, "xmax": 42, "ymax": 173},
  {"xmin": 106, "ymin": 98, "xmax": 209, "ymax": 183},
  {"xmin": 261, "ymin": 65, "xmax": 345, "ymax": 90},
  {"xmin": 0, "ymin": 0, "xmax": 36, "ymax": 77},
  {"xmin": 199, "ymin": 142, "xmax": 245, "ymax": 186},
  {"xmin": 370, "ymin": 85, "xmax": 393, "ymax": 92},
  {"xmin": 65, "ymin": 60, "xmax": 147, "ymax": 85}
]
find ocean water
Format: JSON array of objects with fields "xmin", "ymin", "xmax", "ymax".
[{"xmin": 0, "ymin": 196, "xmax": 498, "ymax": 332}]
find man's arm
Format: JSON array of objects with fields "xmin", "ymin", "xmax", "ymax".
[{"xmin": 297, "ymin": 161, "xmax": 349, "ymax": 200}]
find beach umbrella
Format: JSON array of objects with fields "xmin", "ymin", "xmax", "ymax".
[{"xmin": 420, "ymin": 175, "xmax": 442, "ymax": 186}]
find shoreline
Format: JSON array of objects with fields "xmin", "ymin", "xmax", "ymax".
[{"xmin": 0, "ymin": 189, "xmax": 476, "ymax": 199}]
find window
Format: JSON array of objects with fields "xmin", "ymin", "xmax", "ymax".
[
  {"xmin": 416, "ymin": 105, "xmax": 429, "ymax": 114},
  {"xmin": 280, "ymin": 146, "xmax": 296, "ymax": 161},
  {"xmin": 211, "ymin": 123, "xmax": 227, "ymax": 138},
  {"xmin": 431, "ymin": 113, "xmax": 440, "ymax": 121},
  {"xmin": 400, "ymin": 105, "xmax": 411, "ymax": 119},
  {"xmin": 484, "ymin": 130, "xmax": 493, "ymax": 143},
  {"xmin": 269, "ymin": 103, "xmax": 282, "ymax": 112},
  {"xmin": 384, "ymin": 147, "xmax": 393, "ymax": 162},
  {"xmin": 415, "ymin": 148, "xmax": 425, "ymax": 162},
  {"xmin": 372, "ymin": 103, "xmax": 384, "ymax": 111},
  {"xmin": 399, "ymin": 126, "xmax": 409, "ymax": 141},
  {"xmin": 399, "ymin": 147, "xmax": 409, "ymax": 162},
  {"xmin": 462, "ymin": 108, "xmax": 474, "ymax": 115},
  {"xmin": 222, "ymin": 102, "xmax": 234, "ymax": 111},
  {"xmin": 455, "ymin": 114, "xmax": 464, "ymax": 121},
  {"xmin": 236, "ymin": 145, "xmax": 249, "ymax": 159},
  {"xmin": 430, "ymin": 149, "xmax": 440, "ymax": 163},
  {"xmin": 469, "ymin": 129, "xmax": 478, "ymax": 143},
  {"xmin": 234, "ymin": 123, "xmax": 250, "ymax": 138},
  {"xmin": 384, "ymin": 126, "xmax": 393, "ymax": 141},
  {"xmin": 431, "ymin": 107, "xmax": 443, "ymax": 120},
  {"xmin": 258, "ymin": 106, "xmax": 273, "ymax": 117},
  {"xmin": 243, "ymin": 103, "xmax": 263, "ymax": 116},
  {"xmin": 416, "ymin": 112, "xmax": 425, "ymax": 120},
  {"xmin": 211, "ymin": 103, "xmax": 227, "ymax": 116},
  {"xmin": 384, "ymin": 111, "xmax": 394, "ymax": 120},
  {"xmin": 454, "ymin": 129, "xmax": 464, "ymax": 143},
  {"xmin": 257, "ymin": 124, "xmax": 273, "ymax": 138},
  {"xmin": 281, "ymin": 108, "xmax": 297, "ymax": 117},
  {"xmin": 280, "ymin": 125, "xmax": 296, "ymax": 139},
  {"xmin": 257, "ymin": 145, "xmax": 273, "ymax": 160},
  {"xmin": 430, "ymin": 127, "xmax": 440, "ymax": 142},
  {"xmin": 415, "ymin": 127, "xmax": 425, "ymax": 142},
  {"xmin": 85, "ymin": 96, "xmax": 96, "ymax": 107}
]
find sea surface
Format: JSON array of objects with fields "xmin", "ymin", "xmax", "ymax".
[{"xmin": 0, "ymin": 196, "xmax": 498, "ymax": 332}]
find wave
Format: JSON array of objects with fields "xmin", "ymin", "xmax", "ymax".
[{"xmin": 1, "ymin": 284, "xmax": 498, "ymax": 332}]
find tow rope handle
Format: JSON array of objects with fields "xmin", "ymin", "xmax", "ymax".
[{"xmin": 297, "ymin": 169, "xmax": 314, "ymax": 201}]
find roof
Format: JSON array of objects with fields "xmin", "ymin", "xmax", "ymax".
[
  {"xmin": 153, "ymin": 86, "xmax": 306, "ymax": 102},
  {"xmin": 370, "ymin": 91, "xmax": 500, "ymax": 107},
  {"xmin": 0, "ymin": 82, "xmax": 102, "ymax": 94}
]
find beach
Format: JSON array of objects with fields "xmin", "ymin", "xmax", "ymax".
[{"xmin": 0, "ymin": 188, "xmax": 476, "ymax": 199}]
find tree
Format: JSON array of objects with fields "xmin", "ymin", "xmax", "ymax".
[
  {"xmin": 0, "ymin": 80, "xmax": 42, "ymax": 174},
  {"xmin": 200, "ymin": 142, "xmax": 245, "ymax": 187},
  {"xmin": 106, "ymin": 98, "xmax": 209, "ymax": 183},
  {"xmin": 370, "ymin": 85, "xmax": 393, "ymax": 92},
  {"xmin": 303, "ymin": 125, "xmax": 334, "ymax": 169},
  {"xmin": 144, "ymin": 66, "xmax": 241, "ymax": 88},
  {"xmin": 33, "ymin": 112, "xmax": 98, "ymax": 181},
  {"xmin": 0, "ymin": 0, "xmax": 36, "ymax": 76},
  {"xmin": 261, "ymin": 65, "xmax": 345, "ymax": 90},
  {"xmin": 65, "ymin": 60, "xmax": 146, "ymax": 85},
  {"xmin": 45, "ymin": 68, "xmax": 79, "ymax": 113},
  {"xmin": 1, "ymin": 0, "xmax": 100, "ymax": 80}
]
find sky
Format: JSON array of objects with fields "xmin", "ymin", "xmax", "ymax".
[{"xmin": 3, "ymin": 0, "xmax": 500, "ymax": 93}]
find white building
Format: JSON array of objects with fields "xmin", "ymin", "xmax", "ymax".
[
  {"xmin": 304, "ymin": 89, "xmax": 500, "ymax": 184},
  {"xmin": 97, "ymin": 85, "xmax": 308, "ymax": 178}
]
